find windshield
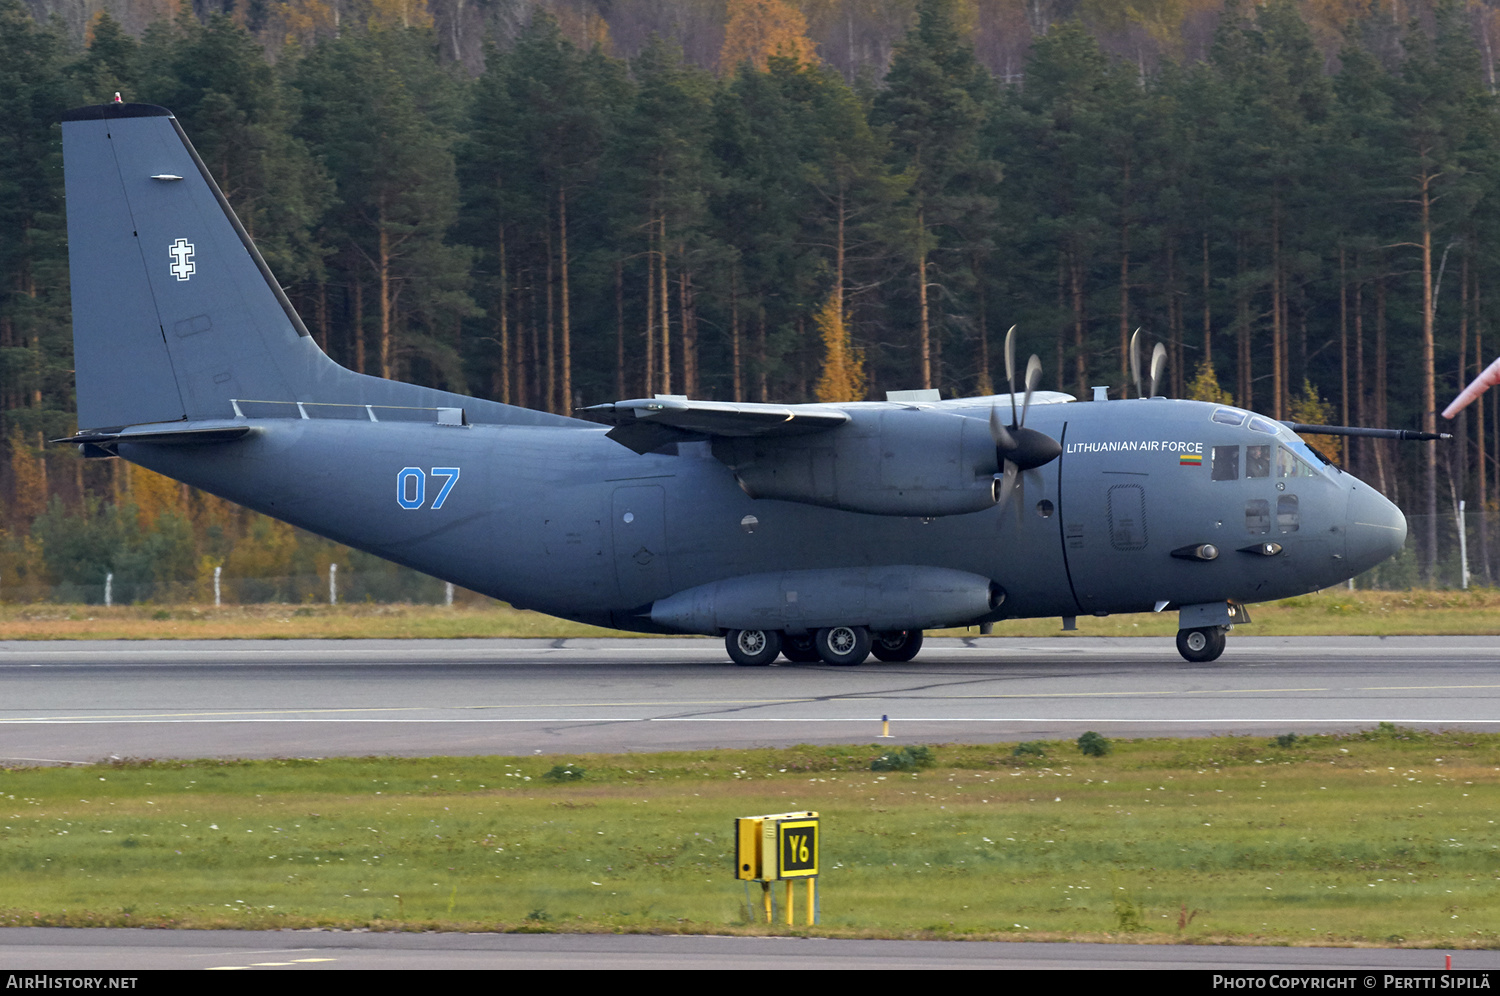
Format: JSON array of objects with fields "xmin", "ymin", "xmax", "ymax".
[{"xmin": 1280, "ymin": 428, "xmax": 1332, "ymax": 470}]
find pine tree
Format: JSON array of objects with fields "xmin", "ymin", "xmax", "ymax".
[{"xmin": 873, "ymin": 0, "xmax": 999, "ymax": 394}]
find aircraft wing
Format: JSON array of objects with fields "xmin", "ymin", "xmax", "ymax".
[{"xmin": 577, "ymin": 397, "xmax": 850, "ymax": 454}]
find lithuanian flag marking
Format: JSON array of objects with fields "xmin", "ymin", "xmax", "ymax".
[{"xmin": 1180, "ymin": 453, "xmax": 1203, "ymax": 466}]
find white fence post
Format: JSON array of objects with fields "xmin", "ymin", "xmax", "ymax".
[
  {"xmin": 329, "ymin": 563, "xmax": 338, "ymax": 605},
  {"xmin": 1459, "ymin": 500, "xmax": 1470, "ymax": 590},
  {"xmin": 445, "ymin": 582, "xmax": 454, "ymax": 607},
  {"xmin": 104, "ymin": 573, "xmax": 113, "ymax": 608},
  {"xmin": 214, "ymin": 565, "xmax": 222, "ymax": 607}
]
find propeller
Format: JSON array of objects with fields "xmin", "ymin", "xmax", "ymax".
[
  {"xmin": 989, "ymin": 326, "xmax": 1062, "ymax": 516},
  {"xmin": 1129, "ymin": 329, "xmax": 1168, "ymax": 399}
]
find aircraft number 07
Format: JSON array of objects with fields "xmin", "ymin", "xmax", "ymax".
[{"xmin": 397, "ymin": 467, "xmax": 460, "ymax": 510}]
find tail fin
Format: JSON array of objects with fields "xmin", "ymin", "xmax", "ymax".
[{"xmin": 62, "ymin": 102, "xmax": 570, "ymax": 432}]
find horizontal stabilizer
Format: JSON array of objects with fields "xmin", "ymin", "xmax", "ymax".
[{"xmin": 55, "ymin": 424, "xmax": 253, "ymax": 448}]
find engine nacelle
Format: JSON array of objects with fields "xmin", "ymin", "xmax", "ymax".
[
  {"xmin": 712, "ymin": 408, "xmax": 999, "ymax": 517},
  {"xmin": 648, "ymin": 565, "xmax": 1005, "ymax": 635}
]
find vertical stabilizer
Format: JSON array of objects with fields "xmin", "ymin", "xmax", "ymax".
[
  {"xmin": 63, "ymin": 102, "xmax": 575, "ymax": 432},
  {"xmin": 64, "ymin": 103, "xmax": 314, "ymax": 430}
]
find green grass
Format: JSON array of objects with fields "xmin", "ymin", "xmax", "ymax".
[
  {"xmin": 3, "ymin": 729, "xmax": 1499, "ymax": 946},
  {"xmin": 1, "ymin": 586, "xmax": 1498, "ymax": 640}
]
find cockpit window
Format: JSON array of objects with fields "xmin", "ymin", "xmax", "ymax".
[
  {"xmin": 1212, "ymin": 445, "xmax": 1239, "ymax": 481},
  {"xmin": 1245, "ymin": 444, "xmax": 1272, "ymax": 479},
  {"xmin": 1277, "ymin": 445, "xmax": 1318, "ymax": 478},
  {"xmin": 1281, "ymin": 431, "xmax": 1330, "ymax": 469},
  {"xmin": 1277, "ymin": 494, "xmax": 1300, "ymax": 533},
  {"xmin": 1212, "ymin": 408, "xmax": 1247, "ymax": 426},
  {"xmin": 1248, "ymin": 416, "xmax": 1280, "ymax": 435}
]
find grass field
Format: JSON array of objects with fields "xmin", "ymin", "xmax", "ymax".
[
  {"xmin": 2, "ymin": 729, "xmax": 1498, "ymax": 946},
  {"xmin": 0, "ymin": 586, "xmax": 1497, "ymax": 640}
]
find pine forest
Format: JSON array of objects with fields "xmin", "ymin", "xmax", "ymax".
[{"xmin": 2, "ymin": 0, "xmax": 1498, "ymax": 602}]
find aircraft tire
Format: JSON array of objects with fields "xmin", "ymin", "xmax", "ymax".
[
  {"xmin": 871, "ymin": 629, "xmax": 924, "ymax": 662},
  {"xmin": 815, "ymin": 625, "xmax": 871, "ymax": 666},
  {"xmin": 781, "ymin": 634, "xmax": 821, "ymax": 663},
  {"xmin": 1176, "ymin": 626, "xmax": 1227, "ymax": 663},
  {"xmin": 727, "ymin": 629, "xmax": 782, "ymax": 667}
]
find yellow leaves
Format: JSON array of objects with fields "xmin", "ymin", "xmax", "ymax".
[
  {"xmin": 813, "ymin": 291, "xmax": 866, "ymax": 403},
  {"xmin": 1185, "ymin": 358, "xmax": 1233, "ymax": 407},
  {"xmin": 6, "ymin": 431, "xmax": 47, "ymax": 529},
  {"xmin": 1288, "ymin": 378, "xmax": 1341, "ymax": 464},
  {"xmin": 368, "ymin": 0, "xmax": 433, "ymax": 31},
  {"xmin": 268, "ymin": 0, "xmax": 339, "ymax": 48},
  {"xmin": 719, "ymin": 0, "xmax": 819, "ymax": 74},
  {"xmin": 224, "ymin": 517, "xmax": 299, "ymax": 581},
  {"xmin": 125, "ymin": 465, "xmax": 187, "ymax": 532}
]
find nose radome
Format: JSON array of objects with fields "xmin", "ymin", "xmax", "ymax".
[{"xmin": 1346, "ymin": 484, "xmax": 1407, "ymax": 574}]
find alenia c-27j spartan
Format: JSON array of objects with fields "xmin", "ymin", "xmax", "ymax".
[{"xmin": 59, "ymin": 101, "xmax": 1426, "ymax": 666}]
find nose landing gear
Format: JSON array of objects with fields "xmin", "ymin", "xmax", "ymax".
[{"xmin": 1176, "ymin": 625, "xmax": 1228, "ymax": 663}]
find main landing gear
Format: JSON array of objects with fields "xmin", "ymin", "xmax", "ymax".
[
  {"xmin": 1176, "ymin": 625, "xmax": 1228, "ymax": 663},
  {"xmin": 725, "ymin": 627, "xmax": 926, "ymax": 666}
]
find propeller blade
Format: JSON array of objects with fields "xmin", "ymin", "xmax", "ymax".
[
  {"xmin": 994, "ymin": 461, "xmax": 1018, "ymax": 516},
  {"xmin": 1149, "ymin": 342, "xmax": 1166, "ymax": 398},
  {"xmin": 990, "ymin": 403, "xmax": 1016, "ymax": 452},
  {"xmin": 1020, "ymin": 355, "xmax": 1041, "ymax": 428},
  {"xmin": 1004, "ymin": 325, "xmax": 1018, "ymax": 427},
  {"xmin": 1129, "ymin": 328, "xmax": 1142, "ymax": 399}
]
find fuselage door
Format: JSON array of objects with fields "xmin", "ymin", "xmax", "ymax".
[{"xmin": 611, "ymin": 485, "xmax": 672, "ymax": 604}]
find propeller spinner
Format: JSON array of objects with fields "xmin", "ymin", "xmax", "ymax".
[{"xmin": 990, "ymin": 327, "xmax": 1062, "ymax": 513}]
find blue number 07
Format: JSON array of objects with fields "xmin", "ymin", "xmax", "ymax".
[{"xmin": 397, "ymin": 467, "xmax": 461, "ymax": 510}]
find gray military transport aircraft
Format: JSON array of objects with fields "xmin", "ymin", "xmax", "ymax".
[{"xmin": 57, "ymin": 100, "xmax": 1424, "ymax": 666}]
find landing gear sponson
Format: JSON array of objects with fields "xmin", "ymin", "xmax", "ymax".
[{"xmin": 726, "ymin": 627, "xmax": 925, "ymax": 667}]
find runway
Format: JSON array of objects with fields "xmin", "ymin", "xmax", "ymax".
[
  {"xmin": 1, "ymin": 635, "xmax": 1497, "ymax": 762},
  {"xmin": 4, "ymin": 927, "xmax": 1499, "ymax": 971},
  {"xmin": 4, "ymin": 636, "xmax": 1498, "ymax": 970}
]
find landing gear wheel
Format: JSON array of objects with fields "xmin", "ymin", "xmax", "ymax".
[
  {"xmin": 727, "ymin": 629, "xmax": 781, "ymax": 667},
  {"xmin": 815, "ymin": 625, "xmax": 871, "ymax": 666},
  {"xmin": 871, "ymin": 629, "xmax": 924, "ymax": 662},
  {"xmin": 781, "ymin": 633, "xmax": 820, "ymax": 663},
  {"xmin": 1176, "ymin": 626, "xmax": 1227, "ymax": 663}
]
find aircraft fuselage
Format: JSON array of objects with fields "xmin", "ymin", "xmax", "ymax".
[{"xmin": 122, "ymin": 394, "xmax": 1402, "ymax": 634}]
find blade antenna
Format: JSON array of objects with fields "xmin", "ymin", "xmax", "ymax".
[{"xmin": 1149, "ymin": 342, "xmax": 1166, "ymax": 399}]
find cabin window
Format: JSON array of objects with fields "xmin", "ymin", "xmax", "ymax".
[
  {"xmin": 1245, "ymin": 444, "xmax": 1272, "ymax": 479},
  {"xmin": 1212, "ymin": 408, "xmax": 1247, "ymax": 426},
  {"xmin": 1245, "ymin": 499, "xmax": 1270, "ymax": 535},
  {"xmin": 1277, "ymin": 494, "xmax": 1300, "ymax": 533},
  {"xmin": 1212, "ymin": 445, "xmax": 1239, "ymax": 481}
]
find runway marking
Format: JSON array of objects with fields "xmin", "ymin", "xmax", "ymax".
[
  {"xmin": 1360, "ymin": 684, "xmax": 1500, "ymax": 691},
  {"xmin": 0, "ymin": 679, "xmax": 1485, "ymax": 724},
  {"xmin": 4, "ymin": 717, "xmax": 1500, "ymax": 725}
]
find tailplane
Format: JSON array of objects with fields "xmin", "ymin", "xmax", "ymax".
[{"xmin": 62, "ymin": 102, "xmax": 567, "ymax": 432}]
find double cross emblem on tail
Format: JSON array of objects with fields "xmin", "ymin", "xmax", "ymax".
[{"xmin": 169, "ymin": 238, "xmax": 195, "ymax": 281}]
